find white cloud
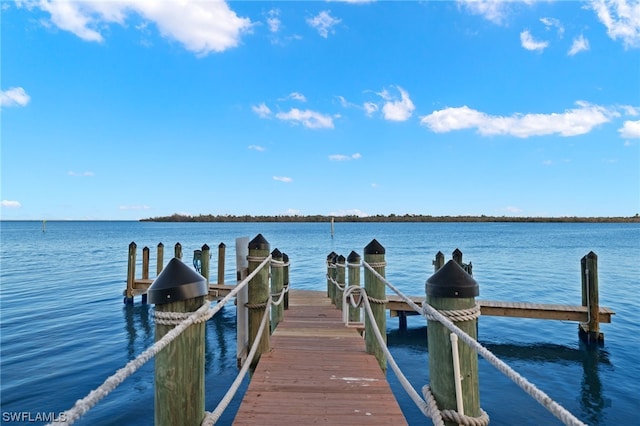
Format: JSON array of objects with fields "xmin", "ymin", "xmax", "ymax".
[
  {"xmin": 363, "ymin": 102, "xmax": 378, "ymax": 116},
  {"xmin": 540, "ymin": 17, "xmax": 565, "ymax": 37},
  {"xmin": 275, "ymin": 108, "xmax": 334, "ymax": 129},
  {"xmin": 1, "ymin": 87, "xmax": 30, "ymax": 107},
  {"xmin": 25, "ymin": 1, "xmax": 253, "ymax": 55},
  {"xmin": 505, "ymin": 206, "xmax": 523, "ymax": 213},
  {"xmin": 420, "ymin": 101, "xmax": 619, "ymax": 138},
  {"xmin": 281, "ymin": 92, "xmax": 306, "ymax": 102},
  {"xmin": 266, "ymin": 9, "xmax": 280, "ymax": 33},
  {"xmin": 329, "ymin": 152, "xmax": 362, "ymax": 161},
  {"xmin": 252, "ymin": 103, "xmax": 272, "ymax": 118},
  {"xmin": 619, "ymin": 120, "xmax": 640, "ymax": 138},
  {"xmin": 307, "ymin": 10, "xmax": 341, "ymax": 38},
  {"xmin": 376, "ymin": 86, "xmax": 415, "ymax": 121},
  {"xmin": 1, "ymin": 200, "xmax": 22, "ymax": 208},
  {"xmin": 520, "ymin": 30, "xmax": 549, "ymax": 51},
  {"xmin": 68, "ymin": 171, "xmax": 95, "ymax": 177},
  {"xmin": 283, "ymin": 208, "xmax": 301, "ymax": 215},
  {"xmin": 273, "ymin": 176, "xmax": 293, "ymax": 183},
  {"xmin": 621, "ymin": 105, "xmax": 640, "ymax": 116},
  {"xmin": 589, "ymin": 0, "xmax": 640, "ymax": 49},
  {"xmin": 568, "ymin": 34, "xmax": 590, "ymax": 55},
  {"xmin": 248, "ymin": 145, "xmax": 266, "ymax": 152},
  {"xmin": 457, "ymin": 0, "xmax": 510, "ymax": 25},
  {"xmin": 329, "ymin": 208, "xmax": 368, "ymax": 217}
]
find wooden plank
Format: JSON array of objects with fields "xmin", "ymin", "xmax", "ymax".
[{"xmin": 233, "ymin": 289, "xmax": 407, "ymax": 425}]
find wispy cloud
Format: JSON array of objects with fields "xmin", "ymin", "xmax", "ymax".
[
  {"xmin": 275, "ymin": 108, "xmax": 334, "ymax": 129},
  {"xmin": 68, "ymin": 171, "xmax": 95, "ymax": 177},
  {"xmin": 589, "ymin": 0, "xmax": 640, "ymax": 49},
  {"xmin": 329, "ymin": 153, "xmax": 362, "ymax": 161},
  {"xmin": 252, "ymin": 103, "xmax": 272, "ymax": 118},
  {"xmin": 1, "ymin": 200, "xmax": 22, "ymax": 208},
  {"xmin": 329, "ymin": 208, "xmax": 368, "ymax": 217},
  {"xmin": 248, "ymin": 145, "xmax": 266, "ymax": 152},
  {"xmin": 568, "ymin": 34, "xmax": 590, "ymax": 55},
  {"xmin": 266, "ymin": 9, "xmax": 281, "ymax": 33},
  {"xmin": 273, "ymin": 176, "xmax": 293, "ymax": 183},
  {"xmin": 307, "ymin": 10, "xmax": 341, "ymax": 38},
  {"xmin": 1, "ymin": 87, "xmax": 30, "ymax": 107},
  {"xmin": 504, "ymin": 206, "xmax": 523, "ymax": 214},
  {"xmin": 540, "ymin": 17, "xmax": 565, "ymax": 37},
  {"xmin": 457, "ymin": 0, "xmax": 511, "ymax": 25},
  {"xmin": 20, "ymin": 1, "xmax": 253, "ymax": 55},
  {"xmin": 280, "ymin": 92, "xmax": 307, "ymax": 102},
  {"xmin": 420, "ymin": 101, "xmax": 619, "ymax": 138},
  {"xmin": 619, "ymin": 120, "xmax": 640, "ymax": 138},
  {"xmin": 369, "ymin": 86, "xmax": 415, "ymax": 121},
  {"xmin": 520, "ymin": 30, "xmax": 549, "ymax": 51}
]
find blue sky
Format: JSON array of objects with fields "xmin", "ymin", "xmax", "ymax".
[{"xmin": 1, "ymin": 0, "xmax": 639, "ymax": 220}]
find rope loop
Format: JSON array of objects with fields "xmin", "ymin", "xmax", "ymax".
[
  {"xmin": 367, "ymin": 295, "xmax": 388, "ymax": 305},
  {"xmin": 153, "ymin": 309, "xmax": 210, "ymax": 326},
  {"xmin": 366, "ymin": 261, "xmax": 387, "ymax": 268},
  {"xmin": 423, "ymin": 303, "xmax": 481, "ymax": 322},
  {"xmin": 245, "ymin": 302, "xmax": 269, "ymax": 310}
]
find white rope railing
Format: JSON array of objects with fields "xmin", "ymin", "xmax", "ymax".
[
  {"xmin": 359, "ymin": 260, "xmax": 587, "ymax": 426},
  {"xmin": 48, "ymin": 255, "xmax": 273, "ymax": 426}
]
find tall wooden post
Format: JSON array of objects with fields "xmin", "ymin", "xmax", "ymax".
[
  {"xmin": 125, "ymin": 242, "xmax": 137, "ymax": 305},
  {"xmin": 580, "ymin": 251, "xmax": 603, "ymax": 344},
  {"xmin": 248, "ymin": 234, "xmax": 271, "ymax": 367},
  {"xmin": 452, "ymin": 248, "xmax": 463, "ymax": 266},
  {"xmin": 426, "ymin": 260, "xmax": 480, "ymax": 425},
  {"xmin": 434, "ymin": 251, "xmax": 445, "ymax": 272},
  {"xmin": 283, "ymin": 253, "xmax": 290, "ymax": 310},
  {"xmin": 364, "ymin": 239, "xmax": 387, "ymax": 372},
  {"xmin": 174, "ymin": 242, "xmax": 182, "ymax": 260},
  {"xmin": 149, "ymin": 258, "xmax": 207, "ymax": 426},
  {"xmin": 327, "ymin": 252, "xmax": 337, "ymax": 301},
  {"xmin": 335, "ymin": 255, "xmax": 346, "ymax": 310},
  {"xmin": 270, "ymin": 248, "xmax": 284, "ymax": 332},
  {"xmin": 217, "ymin": 242, "xmax": 226, "ymax": 285},
  {"xmin": 156, "ymin": 243, "xmax": 164, "ymax": 276},
  {"xmin": 142, "ymin": 246, "xmax": 150, "ymax": 304},
  {"xmin": 347, "ymin": 251, "xmax": 361, "ymax": 323},
  {"xmin": 201, "ymin": 244, "xmax": 210, "ymax": 284},
  {"xmin": 235, "ymin": 237, "xmax": 250, "ymax": 368}
]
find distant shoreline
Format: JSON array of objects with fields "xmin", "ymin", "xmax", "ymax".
[{"xmin": 140, "ymin": 213, "xmax": 640, "ymax": 223}]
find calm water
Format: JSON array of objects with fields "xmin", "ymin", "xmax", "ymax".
[{"xmin": 1, "ymin": 221, "xmax": 638, "ymax": 425}]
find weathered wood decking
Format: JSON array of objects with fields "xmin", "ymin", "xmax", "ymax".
[{"xmin": 233, "ymin": 289, "xmax": 407, "ymax": 425}]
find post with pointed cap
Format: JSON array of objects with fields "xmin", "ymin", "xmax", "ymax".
[
  {"xmin": 271, "ymin": 248, "xmax": 284, "ymax": 332},
  {"xmin": 433, "ymin": 251, "xmax": 445, "ymax": 272},
  {"xmin": 248, "ymin": 234, "xmax": 271, "ymax": 367},
  {"xmin": 364, "ymin": 239, "xmax": 387, "ymax": 372},
  {"xmin": 347, "ymin": 251, "xmax": 361, "ymax": 323},
  {"xmin": 142, "ymin": 246, "xmax": 150, "ymax": 304},
  {"xmin": 217, "ymin": 242, "xmax": 226, "ymax": 285},
  {"xmin": 335, "ymin": 255, "xmax": 346, "ymax": 310},
  {"xmin": 149, "ymin": 258, "xmax": 207, "ymax": 426},
  {"xmin": 426, "ymin": 260, "xmax": 481, "ymax": 425},
  {"xmin": 156, "ymin": 243, "xmax": 164, "ymax": 276},
  {"xmin": 282, "ymin": 253, "xmax": 290, "ymax": 310},
  {"xmin": 201, "ymin": 244, "xmax": 210, "ymax": 284},
  {"xmin": 174, "ymin": 242, "xmax": 182, "ymax": 260},
  {"xmin": 327, "ymin": 252, "xmax": 337, "ymax": 300},
  {"xmin": 580, "ymin": 251, "xmax": 603, "ymax": 344},
  {"xmin": 124, "ymin": 242, "xmax": 136, "ymax": 305}
]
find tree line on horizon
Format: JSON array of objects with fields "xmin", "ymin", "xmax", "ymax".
[{"xmin": 140, "ymin": 213, "xmax": 640, "ymax": 223}]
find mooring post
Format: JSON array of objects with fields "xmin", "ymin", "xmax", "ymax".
[
  {"xmin": 270, "ymin": 248, "xmax": 284, "ymax": 332},
  {"xmin": 434, "ymin": 251, "xmax": 445, "ymax": 272},
  {"xmin": 452, "ymin": 248, "xmax": 463, "ymax": 266},
  {"xmin": 364, "ymin": 239, "xmax": 387, "ymax": 372},
  {"xmin": 174, "ymin": 242, "xmax": 182, "ymax": 260},
  {"xmin": 149, "ymin": 258, "xmax": 207, "ymax": 426},
  {"xmin": 247, "ymin": 234, "xmax": 271, "ymax": 367},
  {"xmin": 217, "ymin": 242, "xmax": 226, "ymax": 285},
  {"xmin": 283, "ymin": 253, "xmax": 290, "ymax": 310},
  {"xmin": 201, "ymin": 244, "xmax": 210, "ymax": 284},
  {"xmin": 141, "ymin": 246, "xmax": 150, "ymax": 304},
  {"xmin": 347, "ymin": 251, "xmax": 361, "ymax": 323},
  {"xmin": 125, "ymin": 242, "xmax": 136, "ymax": 305},
  {"xmin": 580, "ymin": 251, "xmax": 603, "ymax": 344},
  {"xmin": 335, "ymin": 254, "xmax": 346, "ymax": 310},
  {"xmin": 426, "ymin": 260, "xmax": 481, "ymax": 425},
  {"xmin": 156, "ymin": 243, "xmax": 164, "ymax": 276},
  {"xmin": 235, "ymin": 236, "xmax": 250, "ymax": 368},
  {"xmin": 327, "ymin": 252, "xmax": 337, "ymax": 302}
]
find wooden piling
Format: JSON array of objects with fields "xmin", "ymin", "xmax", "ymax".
[
  {"xmin": 335, "ymin": 255, "xmax": 346, "ymax": 310},
  {"xmin": 270, "ymin": 248, "xmax": 284, "ymax": 332},
  {"xmin": 150, "ymin": 258, "xmax": 207, "ymax": 426},
  {"xmin": 125, "ymin": 242, "xmax": 136, "ymax": 305},
  {"xmin": 347, "ymin": 251, "xmax": 361, "ymax": 323},
  {"xmin": 156, "ymin": 243, "xmax": 164, "ymax": 276},
  {"xmin": 426, "ymin": 260, "xmax": 481, "ymax": 425},
  {"xmin": 174, "ymin": 242, "xmax": 182, "ymax": 260},
  {"xmin": 580, "ymin": 251, "xmax": 603, "ymax": 344},
  {"xmin": 235, "ymin": 237, "xmax": 250, "ymax": 368},
  {"xmin": 434, "ymin": 251, "xmax": 445, "ymax": 272},
  {"xmin": 327, "ymin": 252, "xmax": 337, "ymax": 301},
  {"xmin": 364, "ymin": 239, "xmax": 387, "ymax": 372},
  {"xmin": 217, "ymin": 242, "xmax": 226, "ymax": 285},
  {"xmin": 452, "ymin": 248, "xmax": 463, "ymax": 266},
  {"xmin": 142, "ymin": 247, "xmax": 150, "ymax": 304},
  {"xmin": 247, "ymin": 234, "xmax": 271, "ymax": 367},
  {"xmin": 283, "ymin": 253, "xmax": 290, "ymax": 310},
  {"xmin": 201, "ymin": 244, "xmax": 210, "ymax": 284}
]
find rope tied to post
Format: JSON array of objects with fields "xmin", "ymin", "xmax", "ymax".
[
  {"xmin": 153, "ymin": 308, "xmax": 211, "ymax": 326},
  {"xmin": 423, "ymin": 303, "xmax": 481, "ymax": 322}
]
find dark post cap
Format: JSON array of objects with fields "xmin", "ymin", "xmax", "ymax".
[
  {"xmin": 426, "ymin": 259, "xmax": 478, "ymax": 298},
  {"xmin": 271, "ymin": 248, "xmax": 282, "ymax": 259},
  {"xmin": 148, "ymin": 258, "xmax": 208, "ymax": 304},
  {"xmin": 218, "ymin": 242, "xmax": 226, "ymax": 248},
  {"xmin": 364, "ymin": 239, "xmax": 385, "ymax": 255},
  {"xmin": 202, "ymin": 244, "xmax": 210, "ymax": 250},
  {"xmin": 248, "ymin": 234, "xmax": 270, "ymax": 250},
  {"xmin": 347, "ymin": 251, "xmax": 361, "ymax": 263},
  {"xmin": 327, "ymin": 251, "xmax": 337, "ymax": 259},
  {"xmin": 158, "ymin": 242, "xmax": 164, "ymax": 247},
  {"xmin": 337, "ymin": 254, "xmax": 346, "ymax": 264},
  {"xmin": 282, "ymin": 253, "xmax": 289, "ymax": 262}
]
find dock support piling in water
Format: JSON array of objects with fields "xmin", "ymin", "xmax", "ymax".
[
  {"xmin": 283, "ymin": 253, "xmax": 290, "ymax": 310},
  {"xmin": 434, "ymin": 251, "xmax": 445, "ymax": 272},
  {"xmin": 217, "ymin": 242, "xmax": 226, "ymax": 285},
  {"xmin": 335, "ymin": 254, "xmax": 346, "ymax": 310},
  {"xmin": 236, "ymin": 237, "xmax": 250, "ymax": 368},
  {"xmin": 271, "ymin": 248, "xmax": 284, "ymax": 332},
  {"xmin": 347, "ymin": 251, "xmax": 361, "ymax": 323},
  {"xmin": 149, "ymin": 258, "xmax": 207, "ymax": 426},
  {"xmin": 141, "ymin": 247, "xmax": 150, "ymax": 304},
  {"xmin": 580, "ymin": 251, "xmax": 603, "ymax": 344},
  {"xmin": 125, "ymin": 242, "xmax": 136, "ymax": 305},
  {"xmin": 156, "ymin": 243, "xmax": 164, "ymax": 276},
  {"xmin": 327, "ymin": 252, "xmax": 337, "ymax": 301},
  {"xmin": 174, "ymin": 242, "xmax": 182, "ymax": 260},
  {"xmin": 426, "ymin": 260, "xmax": 481, "ymax": 426},
  {"xmin": 247, "ymin": 234, "xmax": 271, "ymax": 367},
  {"xmin": 364, "ymin": 239, "xmax": 387, "ymax": 372},
  {"xmin": 201, "ymin": 244, "xmax": 210, "ymax": 284}
]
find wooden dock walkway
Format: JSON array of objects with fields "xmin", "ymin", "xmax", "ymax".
[{"xmin": 233, "ymin": 289, "xmax": 408, "ymax": 425}]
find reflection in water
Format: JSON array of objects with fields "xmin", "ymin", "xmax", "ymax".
[
  {"xmin": 123, "ymin": 303, "xmax": 152, "ymax": 359},
  {"xmin": 579, "ymin": 343, "xmax": 611, "ymax": 425}
]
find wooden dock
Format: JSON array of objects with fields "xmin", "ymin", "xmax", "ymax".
[{"xmin": 233, "ymin": 289, "xmax": 408, "ymax": 425}]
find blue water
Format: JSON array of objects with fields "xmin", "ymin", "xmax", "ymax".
[{"xmin": 1, "ymin": 221, "xmax": 638, "ymax": 425}]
